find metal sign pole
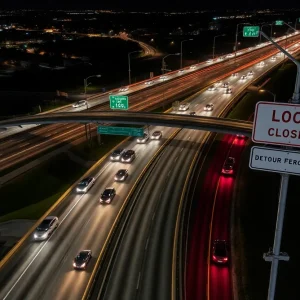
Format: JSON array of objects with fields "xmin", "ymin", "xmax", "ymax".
[{"xmin": 263, "ymin": 174, "xmax": 290, "ymax": 300}]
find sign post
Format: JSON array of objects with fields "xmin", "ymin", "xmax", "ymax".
[
  {"xmin": 243, "ymin": 26, "xmax": 260, "ymax": 37},
  {"xmin": 109, "ymin": 95, "xmax": 129, "ymax": 110}
]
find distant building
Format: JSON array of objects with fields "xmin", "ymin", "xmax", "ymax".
[{"xmin": 208, "ymin": 22, "xmax": 221, "ymax": 31}]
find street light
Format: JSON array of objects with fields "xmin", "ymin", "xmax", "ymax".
[
  {"xmin": 259, "ymin": 89, "xmax": 276, "ymax": 102},
  {"xmin": 295, "ymin": 18, "xmax": 299, "ymax": 30},
  {"xmin": 234, "ymin": 23, "xmax": 251, "ymax": 60},
  {"xmin": 212, "ymin": 34, "xmax": 226, "ymax": 59},
  {"xmin": 128, "ymin": 50, "xmax": 142, "ymax": 85},
  {"xmin": 84, "ymin": 74, "xmax": 101, "ymax": 96},
  {"xmin": 180, "ymin": 39, "xmax": 193, "ymax": 68},
  {"xmin": 162, "ymin": 53, "xmax": 180, "ymax": 74}
]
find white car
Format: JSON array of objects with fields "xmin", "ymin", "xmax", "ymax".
[
  {"xmin": 144, "ymin": 81, "xmax": 153, "ymax": 85},
  {"xmin": 119, "ymin": 87, "xmax": 129, "ymax": 92},
  {"xmin": 221, "ymin": 82, "xmax": 229, "ymax": 88},
  {"xmin": 151, "ymin": 131, "xmax": 162, "ymax": 140},
  {"xmin": 247, "ymin": 71, "xmax": 254, "ymax": 76},
  {"xmin": 226, "ymin": 53, "xmax": 234, "ymax": 58},
  {"xmin": 137, "ymin": 133, "xmax": 149, "ymax": 143},
  {"xmin": 206, "ymin": 59, "xmax": 213, "ymax": 63},
  {"xmin": 240, "ymin": 75, "xmax": 247, "ymax": 81},
  {"xmin": 33, "ymin": 216, "xmax": 59, "ymax": 241},
  {"xmin": 160, "ymin": 75, "xmax": 168, "ymax": 80},
  {"xmin": 76, "ymin": 177, "xmax": 95, "ymax": 193},
  {"xmin": 190, "ymin": 65, "xmax": 197, "ymax": 70},
  {"xmin": 271, "ymin": 56, "xmax": 276, "ymax": 61},
  {"xmin": 178, "ymin": 70, "xmax": 185, "ymax": 74},
  {"xmin": 217, "ymin": 57, "xmax": 224, "ymax": 61},
  {"xmin": 204, "ymin": 103, "xmax": 214, "ymax": 111},
  {"xmin": 178, "ymin": 104, "xmax": 190, "ymax": 111},
  {"xmin": 208, "ymin": 85, "xmax": 217, "ymax": 91},
  {"xmin": 73, "ymin": 100, "xmax": 87, "ymax": 108},
  {"xmin": 231, "ymin": 73, "xmax": 238, "ymax": 77},
  {"xmin": 258, "ymin": 61, "xmax": 265, "ymax": 67}
]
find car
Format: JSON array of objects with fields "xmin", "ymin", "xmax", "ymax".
[
  {"xmin": 226, "ymin": 53, "xmax": 234, "ymax": 58},
  {"xmin": 258, "ymin": 61, "xmax": 265, "ymax": 67},
  {"xmin": 72, "ymin": 100, "xmax": 87, "ymax": 108},
  {"xmin": 271, "ymin": 56, "xmax": 276, "ymax": 61},
  {"xmin": 189, "ymin": 111, "xmax": 196, "ymax": 116},
  {"xmin": 178, "ymin": 104, "xmax": 189, "ymax": 111},
  {"xmin": 178, "ymin": 70, "xmax": 185, "ymax": 74},
  {"xmin": 114, "ymin": 169, "xmax": 128, "ymax": 182},
  {"xmin": 204, "ymin": 103, "xmax": 214, "ymax": 111},
  {"xmin": 151, "ymin": 131, "xmax": 162, "ymax": 140},
  {"xmin": 110, "ymin": 148, "xmax": 125, "ymax": 161},
  {"xmin": 240, "ymin": 75, "xmax": 247, "ymax": 81},
  {"xmin": 224, "ymin": 87, "xmax": 232, "ymax": 94},
  {"xmin": 208, "ymin": 85, "xmax": 217, "ymax": 91},
  {"xmin": 121, "ymin": 150, "xmax": 136, "ymax": 163},
  {"xmin": 33, "ymin": 216, "xmax": 59, "ymax": 241},
  {"xmin": 160, "ymin": 75, "xmax": 168, "ymax": 80},
  {"xmin": 212, "ymin": 240, "xmax": 229, "ymax": 264},
  {"xmin": 236, "ymin": 51, "xmax": 242, "ymax": 55},
  {"xmin": 206, "ymin": 59, "xmax": 213, "ymax": 63},
  {"xmin": 231, "ymin": 73, "xmax": 238, "ymax": 77},
  {"xmin": 100, "ymin": 187, "xmax": 116, "ymax": 204},
  {"xmin": 247, "ymin": 70, "xmax": 254, "ymax": 76},
  {"xmin": 73, "ymin": 250, "xmax": 92, "ymax": 270},
  {"xmin": 236, "ymin": 134, "xmax": 246, "ymax": 139},
  {"xmin": 217, "ymin": 56, "xmax": 224, "ymax": 61},
  {"xmin": 76, "ymin": 177, "xmax": 95, "ymax": 193},
  {"xmin": 190, "ymin": 65, "xmax": 197, "ymax": 69},
  {"xmin": 221, "ymin": 82, "xmax": 229, "ymax": 88},
  {"xmin": 137, "ymin": 133, "xmax": 149, "ymax": 144},
  {"xmin": 222, "ymin": 157, "xmax": 235, "ymax": 174},
  {"xmin": 119, "ymin": 87, "xmax": 129, "ymax": 92},
  {"xmin": 144, "ymin": 81, "xmax": 153, "ymax": 85}
]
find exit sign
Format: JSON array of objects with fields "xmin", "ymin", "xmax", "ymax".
[
  {"xmin": 275, "ymin": 20, "xmax": 284, "ymax": 26},
  {"xmin": 109, "ymin": 95, "xmax": 129, "ymax": 110},
  {"xmin": 243, "ymin": 26, "xmax": 260, "ymax": 37},
  {"xmin": 97, "ymin": 126, "xmax": 144, "ymax": 137}
]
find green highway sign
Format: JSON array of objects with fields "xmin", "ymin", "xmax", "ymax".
[
  {"xmin": 97, "ymin": 126, "xmax": 144, "ymax": 137},
  {"xmin": 109, "ymin": 95, "xmax": 129, "ymax": 110},
  {"xmin": 243, "ymin": 26, "xmax": 260, "ymax": 37},
  {"xmin": 275, "ymin": 20, "xmax": 284, "ymax": 26}
]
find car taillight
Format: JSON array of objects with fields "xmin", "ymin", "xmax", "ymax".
[
  {"xmin": 213, "ymin": 255, "xmax": 217, "ymax": 261},
  {"xmin": 223, "ymin": 257, "xmax": 228, "ymax": 261}
]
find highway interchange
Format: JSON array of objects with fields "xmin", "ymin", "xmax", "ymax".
[{"xmin": 1, "ymin": 32, "xmax": 300, "ymax": 300}]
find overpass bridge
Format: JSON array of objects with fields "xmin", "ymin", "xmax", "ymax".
[{"xmin": 0, "ymin": 111, "xmax": 253, "ymax": 137}]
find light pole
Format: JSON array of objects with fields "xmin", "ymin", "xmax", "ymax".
[
  {"xmin": 259, "ymin": 89, "xmax": 276, "ymax": 102},
  {"xmin": 234, "ymin": 23, "xmax": 251, "ymax": 60},
  {"xmin": 84, "ymin": 74, "xmax": 101, "ymax": 97},
  {"xmin": 212, "ymin": 34, "xmax": 225, "ymax": 59},
  {"xmin": 128, "ymin": 50, "xmax": 142, "ymax": 85},
  {"xmin": 162, "ymin": 53, "xmax": 180, "ymax": 74},
  {"xmin": 295, "ymin": 17, "xmax": 299, "ymax": 30},
  {"xmin": 180, "ymin": 39, "xmax": 193, "ymax": 69}
]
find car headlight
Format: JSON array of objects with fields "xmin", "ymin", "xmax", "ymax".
[
  {"xmin": 76, "ymin": 188, "xmax": 80, "ymax": 192},
  {"xmin": 81, "ymin": 263, "xmax": 86, "ymax": 268},
  {"xmin": 73, "ymin": 263, "xmax": 77, "ymax": 267},
  {"xmin": 42, "ymin": 233, "xmax": 48, "ymax": 238},
  {"xmin": 34, "ymin": 233, "xmax": 38, "ymax": 239}
]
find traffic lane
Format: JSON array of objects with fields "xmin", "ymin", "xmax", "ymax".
[
  {"xmin": 137, "ymin": 128, "xmax": 207, "ymax": 300},
  {"xmin": 0, "ymin": 127, "xmax": 176, "ymax": 300},
  {"xmin": 209, "ymin": 136, "xmax": 247, "ymax": 300},
  {"xmin": 185, "ymin": 134, "xmax": 234, "ymax": 300},
  {"xmin": 101, "ymin": 128, "xmax": 204, "ymax": 300}
]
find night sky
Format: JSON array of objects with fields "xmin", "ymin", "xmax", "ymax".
[{"xmin": 0, "ymin": 0, "xmax": 296, "ymax": 10}]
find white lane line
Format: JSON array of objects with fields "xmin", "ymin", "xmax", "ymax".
[
  {"xmin": 136, "ymin": 272, "xmax": 141, "ymax": 290},
  {"xmin": 2, "ymin": 193, "xmax": 85, "ymax": 300},
  {"xmin": 180, "ymin": 148, "xmax": 184, "ymax": 152},
  {"xmin": 18, "ymin": 143, "xmax": 30, "ymax": 148},
  {"xmin": 144, "ymin": 238, "xmax": 149, "ymax": 250},
  {"xmin": 167, "ymin": 170, "xmax": 171, "ymax": 177}
]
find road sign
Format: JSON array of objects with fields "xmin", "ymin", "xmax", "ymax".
[
  {"xmin": 109, "ymin": 95, "xmax": 129, "ymax": 110},
  {"xmin": 97, "ymin": 126, "xmax": 143, "ymax": 137},
  {"xmin": 249, "ymin": 146, "xmax": 300, "ymax": 176},
  {"xmin": 252, "ymin": 101, "xmax": 300, "ymax": 147},
  {"xmin": 243, "ymin": 26, "xmax": 260, "ymax": 37},
  {"xmin": 275, "ymin": 20, "xmax": 284, "ymax": 26}
]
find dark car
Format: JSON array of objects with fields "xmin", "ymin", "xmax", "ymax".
[
  {"xmin": 189, "ymin": 111, "xmax": 196, "ymax": 116},
  {"xmin": 73, "ymin": 250, "xmax": 92, "ymax": 270},
  {"xmin": 221, "ymin": 82, "xmax": 229, "ymax": 88},
  {"xmin": 212, "ymin": 240, "xmax": 229, "ymax": 264},
  {"xmin": 121, "ymin": 150, "xmax": 136, "ymax": 163},
  {"xmin": 76, "ymin": 177, "xmax": 95, "ymax": 193},
  {"xmin": 110, "ymin": 148, "xmax": 125, "ymax": 162},
  {"xmin": 114, "ymin": 169, "xmax": 128, "ymax": 182},
  {"xmin": 222, "ymin": 157, "xmax": 235, "ymax": 175},
  {"xmin": 151, "ymin": 131, "xmax": 162, "ymax": 140},
  {"xmin": 100, "ymin": 187, "xmax": 116, "ymax": 204}
]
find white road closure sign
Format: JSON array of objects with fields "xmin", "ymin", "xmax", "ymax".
[
  {"xmin": 252, "ymin": 101, "xmax": 300, "ymax": 147},
  {"xmin": 249, "ymin": 146, "xmax": 300, "ymax": 175}
]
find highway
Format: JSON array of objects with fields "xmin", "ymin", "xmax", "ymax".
[
  {"xmin": 0, "ymin": 53, "xmax": 269, "ymax": 300},
  {"xmin": 0, "ymin": 35, "xmax": 299, "ymax": 172}
]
